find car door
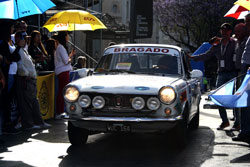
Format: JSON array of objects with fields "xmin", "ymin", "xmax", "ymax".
[{"xmin": 182, "ymin": 52, "xmax": 200, "ymax": 117}]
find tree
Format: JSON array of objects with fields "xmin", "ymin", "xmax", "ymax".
[{"xmin": 154, "ymin": 0, "xmax": 236, "ymax": 52}]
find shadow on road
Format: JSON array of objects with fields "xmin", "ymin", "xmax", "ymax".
[
  {"xmin": 59, "ymin": 126, "xmax": 215, "ymax": 167},
  {"xmin": 0, "ymin": 160, "xmax": 35, "ymax": 167},
  {"xmin": 230, "ymin": 153, "xmax": 250, "ymax": 163},
  {"xmin": 0, "ymin": 119, "xmax": 69, "ymax": 155}
]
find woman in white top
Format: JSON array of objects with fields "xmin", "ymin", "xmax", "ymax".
[
  {"xmin": 54, "ymin": 31, "xmax": 75, "ymax": 115},
  {"xmin": 8, "ymin": 24, "xmax": 17, "ymax": 92}
]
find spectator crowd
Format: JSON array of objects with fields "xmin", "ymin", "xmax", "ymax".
[{"xmin": 0, "ymin": 20, "xmax": 86, "ymax": 144}]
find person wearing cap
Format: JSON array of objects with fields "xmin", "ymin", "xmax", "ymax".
[
  {"xmin": 15, "ymin": 31, "xmax": 51, "ymax": 130},
  {"xmin": 189, "ymin": 23, "xmax": 237, "ymax": 130},
  {"xmin": 11, "ymin": 21, "xmax": 29, "ymax": 49}
]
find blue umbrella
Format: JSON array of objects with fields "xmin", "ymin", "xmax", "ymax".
[{"xmin": 0, "ymin": 0, "xmax": 55, "ymax": 20}]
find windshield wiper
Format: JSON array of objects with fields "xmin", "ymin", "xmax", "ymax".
[{"xmin": 107, "ymin": 69, "xmax": 136, "ymax": 74}]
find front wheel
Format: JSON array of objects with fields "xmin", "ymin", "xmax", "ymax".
[
  {"xmin": 189, "ymin": 105, "xmax": 200, "ymax": 130},
  {"xmin": 169, "ymin": 108, "xmax": 189, "ymax": 149},
  {"xmin": 172, "ymin": 119, "xmax": 188, "ymax": 149},
  {"xmin": 68, "ymin": 121, "xmax": 88, "ymax": 146}
]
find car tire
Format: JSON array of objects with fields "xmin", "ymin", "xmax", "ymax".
[
  {"xmin": 173, "ymin": 119, "xmax": 188, "ymax": 149},
  {"xmin": 68, "ymin": 121, "xmax": 88, "ymax": 146},
  {"xmin": 170, "ymin": 108, "xmax": 189, "ymax": 149},
  {"xmin": 189, "ymin": 105, "xmax": 200, "ymax": 130}
]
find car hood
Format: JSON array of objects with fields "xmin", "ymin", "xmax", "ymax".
[{"xmin": 69, "ymin": 74, "xmax": 181, "ymax": 95}]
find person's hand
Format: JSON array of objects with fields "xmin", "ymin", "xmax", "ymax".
[
  {"xmin": 69, "ymin": 48, "xmax": 76, "ymax": 58},
  {"xmin": 209, "ymin": 36, "xmax": 221, "ymax": 46},
  {"xmin": 187, "ymin": 53, "xmax": 193, "ymax": 59}
]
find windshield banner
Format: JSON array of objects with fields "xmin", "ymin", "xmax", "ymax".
[{"xmin": 104, "ymin": 47, "xmax": 179, "ymax": 56}]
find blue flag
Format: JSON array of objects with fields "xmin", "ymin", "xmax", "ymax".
[
  {"xmin": 190, "ymin": 42, "xmax": 212, "ymax": 73},
  {"xmin": 209, "ymin": 70, "xmax": 250, "ymax": 108}
]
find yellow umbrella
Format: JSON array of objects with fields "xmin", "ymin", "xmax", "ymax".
[
  {"xmin": 234, "ymin": 0, "xmax": 250, "ymax": 11},
  {"xmin": 43, "ymin": 9, "xmax": 107, "ymax": 32}
]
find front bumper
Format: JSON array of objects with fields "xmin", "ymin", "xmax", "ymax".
[{"xmin": 66, "ymin": 116, "xmax": 182, "ymax": 133}]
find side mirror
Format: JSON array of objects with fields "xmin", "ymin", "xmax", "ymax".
[
  {"xmin": 87, "ymin": 69, "xmax": 93, "ymax": 76},
  {"xmin": 190, "ymin": 69, "xmax": 203, "ymax": 79}
]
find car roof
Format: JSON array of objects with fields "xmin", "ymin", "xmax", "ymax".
[{"xmin": 105, "ymin": 43, "xmax": 183, "ymax": 52}]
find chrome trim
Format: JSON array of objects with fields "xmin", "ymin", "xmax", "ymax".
[
  {"xmin": 92, "ymin": 96, "xmax": 105, "ymax": 109},
  {"xmin": 71, "ymin": 116, "xmax": 182, "ymax": 122},
  {"xmin": 147, "ymin": 97, "xmax": 160, "ymax": 110},
  {"xmin": 78, "ymin": 95, "xmax": 91, "ymax": 108},
  {"xmin": 132, "ymin": 97, "xmax": 145, "ymax": 110}
]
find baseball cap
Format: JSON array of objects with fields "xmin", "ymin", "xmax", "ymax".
[{"xmin": 220, "ymin": 23, "xmax": 232, "ymax": 30}]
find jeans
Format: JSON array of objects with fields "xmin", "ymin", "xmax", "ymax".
[
  {"xmin": 8, "ymin": 74, "xmax": 15, "ymax": 92},
  {"xmin": 216, "ymin": 71, "xmax": 238, "ymax": 123},
  {"xmin": 233, "ymin": 108, "xmax": 241, "ymax": 126}
]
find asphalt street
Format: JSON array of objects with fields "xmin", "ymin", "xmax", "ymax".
[{"xmin": 0, "ymin": 95, "xmax": 249, "ymax": 167}]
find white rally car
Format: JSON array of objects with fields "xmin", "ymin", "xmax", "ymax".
[{"xmin": 64, "ymin": 44, "xmax": 202, "ymax": 147}]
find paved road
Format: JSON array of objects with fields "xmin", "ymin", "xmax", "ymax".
[{"xmin": 0, "ymin": 95, "xmax": 249, "ymax": 167}]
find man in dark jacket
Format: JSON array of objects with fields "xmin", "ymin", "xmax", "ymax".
[{"xmin": 190, "ymin": 23, "xmax": 237, "ymax": 130}]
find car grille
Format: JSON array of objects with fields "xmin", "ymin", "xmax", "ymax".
[{"xmin": 81, "ymin": 93, "xmax": 157, "ymax": 116}]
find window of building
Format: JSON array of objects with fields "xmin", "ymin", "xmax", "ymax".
[{"xmin": 112, "ymin": 4, "xmax": 118, "ymax": 14}]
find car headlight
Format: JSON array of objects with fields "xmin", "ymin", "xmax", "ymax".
[
  {"xmin": 132, "ymin": 97, "xmax": 145, "ymax": 110},
  {"xmin": 64, "ymin": 86, "xmax": 79, "ymax": 102},
  {"xmin": 147, "ymin": 97, "xmax": 160, "ymax": 110},
  {"xmin": 78, "ymin": 95, "xmax": 91, "ymax": 108},
  {"xmin": 159, "ymin": 86, "xmax": 176, "ymax": 104},
  {"xmin": 92, "ymin": 96, "xmax": 105, "ymax": 109}
]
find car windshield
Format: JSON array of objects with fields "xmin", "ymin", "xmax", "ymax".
[{"xmin": 94, "ymin": 51, "xmax": 182, "ymax": 75}]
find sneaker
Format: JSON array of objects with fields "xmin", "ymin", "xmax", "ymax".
[
  {"xmin": 15, "ymin": 122, "xmax": 22, "ymax": 130},
  {"xmin": 231, "ymin": 125, "xmax": 240, "ymax": 131},
  {"xmin": 39, "ymin": 123, "xmax": 52, "ymax": 129},
  {"xmin": 55, "ymin": 113, "xmax": 65, "ymax": 120},
  {"xmin": 217, "ymin": 122, "xmax": 230, "ymax": 130}
]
